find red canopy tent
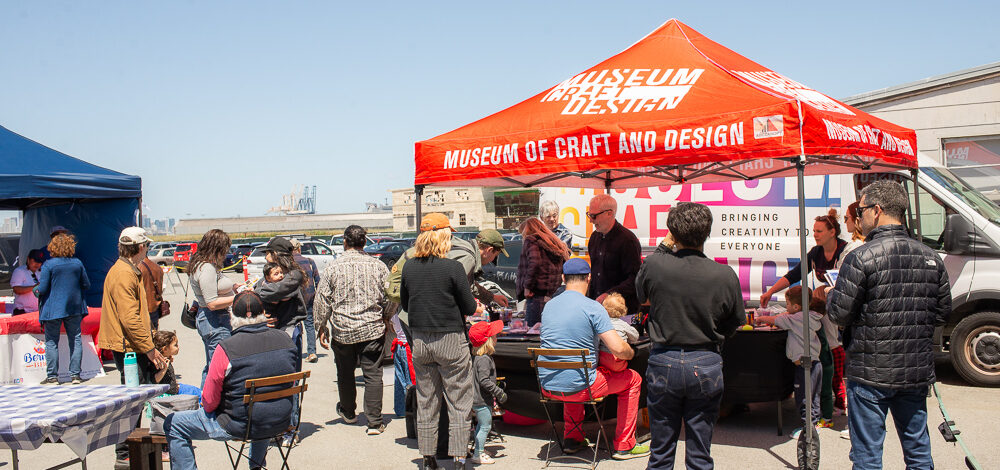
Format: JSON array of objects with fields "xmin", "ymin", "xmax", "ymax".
[
  {"xmin": 414, "ymin": 19, "xmax": 920, "ymax": 456},
  {"xmin": 416, "ymin": 19, "xmax": 916, "ymax": 189}
]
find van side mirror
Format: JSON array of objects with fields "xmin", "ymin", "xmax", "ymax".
[
  {"xmin": 943, "ymin": 213, "xmax": 1000, "ymax": 257},
  {"xmin": 943, "ymin": 214, "xmax": 974, "ymax": 255}
]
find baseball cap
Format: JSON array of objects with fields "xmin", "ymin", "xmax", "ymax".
[
  {"xmin": 50, "ymin": 226, "xmax": 68, "ymax": 236},
  {"xmin": 27, "ymin": 249, "xmax": 45, "ymax": 263},
  {"xmin": 119, "ymin": 227, "xmax": 152, "ymax": 245},
  {"xmin": 468, "ymin": 320, "xmax": 504, "ymax": 347},
  {"xmin": 419, "ymin": 213, "xmax": 455, "ymax": 232},
  {"xmin": 261, "ymin": 237, "xmax": 294, "ymax": 255},
  {"xmin": 232, "ymin": 291, "xmax": 265, "ymax": 318},
  {"xmin": 476, "ymin": 229, "xmax": 508, "ymax": 257},
  {"xmin": 563, "ymin": 258, "xmax": 591, "ymax": 275}
]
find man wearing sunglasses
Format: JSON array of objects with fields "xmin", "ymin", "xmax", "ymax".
[
  {"xmin": 585, "ymin": 194, "xmax": 642, "ymax": 314},
  {"xmin": 825, "ymin": 180, "xmax": 952, "ymax": 470}
]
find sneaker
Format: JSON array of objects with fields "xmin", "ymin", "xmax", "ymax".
[
  {"xmin": 113, "ymin": 458, "xmax": 130, "ymax": 470},
  {"xmin": 834, "ymin": 407, "xmax": 848, "ymax": 416},
  {"xmin": 612, "ymin": 444, "xmax": 651, "ymax": 460},
  {"xmin": 366, "ymin": 423, "xmax": 387, "ymax": 435},
  {"xmin": 336, "ymin": 403, "xmax": 358, "ymax": 424},
  {"xmin": 470, "ymin": 452, "xmax": 494, "ymax": 464},
  {"xmin": 817, "ymin": 418, "xmax": 834, "ymax": 428},
  {"xmin": 280, "ymin": 431, "xmax": 299, "ymax": 447},
  {"xmin": 840, "ymin": 428, "xmax": 851, "ymax": 440},
  {"xmin": 71, "ymin": 375, "xmax": 82, "ymax": 385},
  {"xmin": 789, "ymin": 427, "xmax": 804, "ymax": 439},
  {"xmin": 306, "ymin": 353, "xmax": 318, "ymax": 363},
  {"xmin": 421, "ymin": 456, "xmax": 440, "ymax": 469},
  {"xmin": 161, "ymin": 451, "xmax": 170, "ymax": 462},
  {"xmin": 40, "ymin": 377, "xmax": 59, "ymax": 385},
  {"xmin": 562, "ymin": 438, "xmax": 590, "ymax": 454}
]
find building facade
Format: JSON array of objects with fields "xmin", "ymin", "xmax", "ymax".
[
  {"xmin": 843, "ymin": 62, "xmax": 1000, "ymax": 201},
  {"xmin": 390, "ymin": 187, "xmax": 497, "ymax": 232}
]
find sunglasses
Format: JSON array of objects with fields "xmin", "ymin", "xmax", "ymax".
[
  {"xmin": 586, "ymin": 209, "xmax": 611, "ymax": 220},
  {"xmin": 856, "ymin": 204, "xmax": 877, "ymax": 219}
]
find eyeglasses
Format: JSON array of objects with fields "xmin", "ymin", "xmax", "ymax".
[
  {"xmin": 586, "ymin": 209, "xmax": 611, "ymax": 220},
  {"xmin": 856, "ymin": 204, "xmax": 877, "ymax": 219}
]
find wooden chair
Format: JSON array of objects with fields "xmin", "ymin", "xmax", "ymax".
[
  {"xmin": 528, "ymin": 348, "xmax": 612, "ymax": 469},
  {"xmin": 225, "ymin": 370, "xmax": 310, "ymax": 470}
]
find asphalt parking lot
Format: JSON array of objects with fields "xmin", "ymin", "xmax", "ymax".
[{"xmin": 4, "ymin": 272, "xmax": 998, "ymax": 470}]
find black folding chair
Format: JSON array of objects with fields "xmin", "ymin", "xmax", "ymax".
[
  {"xmin": 225, "ymin": 370, "xmax": 310, "ymax": 470},
  {"xmin": 528, "ymin": 348, "xmax": 612, "ymax": 469}
]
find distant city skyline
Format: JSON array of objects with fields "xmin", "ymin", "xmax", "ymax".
[{"xmin": 2, "ymin": 2, "xmax": 998, "ymax": 220}]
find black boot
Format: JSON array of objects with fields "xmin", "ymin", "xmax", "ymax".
[{"xmin": 422, "ymin": 456, "xmax": 440, "ymax": 469}]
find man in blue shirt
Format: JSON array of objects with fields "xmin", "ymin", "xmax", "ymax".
[{"xmin": 539, "ymin": 258, "xmax": 649, "ymax": 460}]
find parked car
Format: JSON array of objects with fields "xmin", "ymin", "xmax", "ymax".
[
  {"xmin": 479, "ymin": 239, "xmax": 521, "ymax": 299},
  {"xmin": 501, "ymin": 232, "xmax": 522, "ymax": 241},
  {"xmin": 224, "ymin": 243, "xmax": 257, "ymax": 272},
  {"xmin": 172, "ymin": 242, "xmax": 198, "ymax": 268},
  {"xmin": 328, "ymin": 234, "xmax": 377, "ymax": 254},
  {"xmin": 244, "ymin": 239, "xmax": 337, "ymax": 280},
  {"xmin": 363, "ymin": 241, "xmax": 410, "ymax": 267},
  {"xmin": 394, "ymin": 238, "xmax": 417, "ymax": 247},
  {"xmin": 147, "ymin": 248, "xmax": 175, "ymax": 266},
  {"xmin": 453, "ymin": 232, "xmax": 478, "ymax": 242},
  {"xmin": 150, "ymin": 242, "xmax": 177, "ymax": 251},
  {"xmin": 0, "ymin": 234, "xmax": 19, "ymax": 296}
]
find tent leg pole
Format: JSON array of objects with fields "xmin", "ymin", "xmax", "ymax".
[
  {"xmin": 911, "ymin": 169, "xmax": 922, "ymax": 240},
  {"xmin": 796, "ymin": 159, "xmax": 814, "ymax": 448},
  {"xmin": 414, "ymin": 185, "xmax": 425, "ymax": 231}
]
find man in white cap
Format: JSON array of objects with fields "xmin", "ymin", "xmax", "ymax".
[{"xmin": 99, "ymin": 226, "xmax": 167, "ymax": 468}]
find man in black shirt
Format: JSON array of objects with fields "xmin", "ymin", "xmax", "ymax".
[
  {"xmin": 636, "ymin": 202, "xmax": 745, "ymax": 470},
  {"xmin": 586, "ymin": 194, "xmax": 642, "ymax": 313}
]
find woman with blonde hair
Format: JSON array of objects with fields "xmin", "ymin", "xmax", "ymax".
[
  {"xmin": 400, "ymin": 214, "xmax": 478, "ymax": 469},
  {"xmin": 34, "ymin": 233, "xmax": 90, "ymax": 384},
  {"xmin": 517, "ymin": 217, "xmax": 571, "ymax": 326}
]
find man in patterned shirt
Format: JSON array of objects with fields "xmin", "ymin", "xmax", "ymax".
[{"xmin": 314, "ymin": 224, "xmax": 391, "ymax": 435}]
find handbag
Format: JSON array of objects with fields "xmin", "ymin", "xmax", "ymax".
[
  {"xmin": 148, "ymin": 394, "xmax": 200, "ymax": 435},
  {"xmin": 179, "ymin": 270, "xmax": 198, "ymax": 329}
]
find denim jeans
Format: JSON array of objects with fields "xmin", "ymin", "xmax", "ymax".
[
  {"xmin": 303, "ymin": 309, "xmax": 317, "ymax": 356},
  {"xmin": 646, "ymin": 349, "xmax": 724, "ymax": 470},
  {"xmin": 795, "ymin": 360, "xmax": 822, "ymax": 426},
  {"xmin": 846, "ymin": 381, "xmax": 933, "ymax": 470},
  {"xmin": 196, "ymin": 308, "xmax": 232, "ymax": 388},
  {"xmin": 525, "ymin": 297, "xmax": 546, "ymax": 327},
  {"xmin": 43, "ymin": 316, "xmax": 83, "ymax": 378},
  {"xmin": 473, "ymin": 405, "xmax": 492, "ymax": 455},
  {"xmin": 393, "ymin": 342, "xmax": 413, "ymax": 417},
  {"xmin": 164, "ymin": 408, "xmax": 267, "ymax": 470}
]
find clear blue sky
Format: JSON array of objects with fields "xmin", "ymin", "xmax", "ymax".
[{"xmin": 2, "ymin": 1, "xmax": 997, "ymax": 221}]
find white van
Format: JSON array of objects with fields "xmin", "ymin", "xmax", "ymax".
[{"xmin": 540, "ymin": 154, "xmax": 1000, "ymax": 386}]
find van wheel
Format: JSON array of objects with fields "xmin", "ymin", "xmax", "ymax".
[{"xmin": 950, "ymin": 311, "xmax": 1000, "ymax": 387}]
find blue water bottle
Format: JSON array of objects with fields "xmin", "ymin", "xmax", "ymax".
[{"xmin": 124, "ymin": 352, "xmax": 140, "ymax": 387}]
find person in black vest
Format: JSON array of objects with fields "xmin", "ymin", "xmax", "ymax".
[{"xmin": 164, "ymin": 291, "xmax": 299, "ymax": 470}]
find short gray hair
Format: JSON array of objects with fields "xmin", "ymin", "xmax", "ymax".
[
  {"xmin": 860, "ymin": 180, "xmax": 908, "ymax": 221},
  {"xmin": 230, "ymin": 313, "xmax": 269, "ymax": 330},
  {"xmin": 589, "ymin": 194, "xmax": 617, "ymax": 215},
  {"xmin": 539, "ymin": 200, "xmax": 560, "ymax": 217}
]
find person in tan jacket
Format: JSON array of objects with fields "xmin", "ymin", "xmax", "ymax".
[{"xmin": 99, "ymin": 227, "xmax": 167, "ymax": 466}]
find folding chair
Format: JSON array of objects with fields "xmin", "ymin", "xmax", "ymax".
[
  {"xmin": 528, "ymin": 348, "xmax": 613, "ymax": 469},
  {"xmin": 225, "ymin": 370, "xmax": 310, "ymax": 470}
]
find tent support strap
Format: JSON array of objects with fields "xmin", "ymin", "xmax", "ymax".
[
  {"xmin": 414, "ymin": 185, "xmax": 425, "ymax": 231},
  {"xmin": 911, "ymin": 169, "xmax": 922, "ymax": 240},
  {"xmin": 796, "ymin": 101, "xmax": 815, "ymax": 452}
]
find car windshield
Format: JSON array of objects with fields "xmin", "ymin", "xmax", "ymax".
[{"xmin": 922, "ymin": 167, "xmax": 1000, "ymax": 226}]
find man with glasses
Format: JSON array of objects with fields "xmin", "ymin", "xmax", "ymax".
[
  {"xmin": 585, "ymin": 194, "xmax": 642, "ymax": 314},
  {"xmin": 825, "ymin": 180, "xmax": 952, "ymax": 469}
]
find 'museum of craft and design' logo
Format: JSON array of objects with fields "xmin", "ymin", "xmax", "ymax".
[{"xmin": 541, "ymin": 68, "xmax": 705, "ymax": 115}]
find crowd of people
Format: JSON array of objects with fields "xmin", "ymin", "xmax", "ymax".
[{"xmin": 15, "ymin": 179, "xmax": 952, "ymax": 470}]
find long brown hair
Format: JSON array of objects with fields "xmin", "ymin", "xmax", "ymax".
[
  {"xmin": 187, "ymin": 229, "xmax": 230, "ymax": 276},
  {"xmin": 520, "ymin": 217, "xmax": 570, "ymax": 261},
  {"xmin": 845, "ymin": 202, "xmax": 865, "ymax": 241}
]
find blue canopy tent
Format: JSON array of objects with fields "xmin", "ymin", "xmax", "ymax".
[{"xmin": 0, "ymin": 125, "xmax": 142, "ymax": 306}]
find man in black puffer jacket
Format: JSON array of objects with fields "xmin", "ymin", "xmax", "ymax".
[{"xmin": 825, "ymin": 180, "xmax": 951, "ymax": 470}]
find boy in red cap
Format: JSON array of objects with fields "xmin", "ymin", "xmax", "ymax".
[{"xmin": 468, "ymin": 320, "xmax": 508, "ymax": 465}]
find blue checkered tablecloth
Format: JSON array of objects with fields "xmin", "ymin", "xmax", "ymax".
[{"xmin": 0, "ymin": 384, "xmax": 169, "ymax": 458}]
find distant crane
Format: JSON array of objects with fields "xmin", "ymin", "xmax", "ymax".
[{"xmin": 267, "ymin": 185, "xmax": 317, "ymax": 215}]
